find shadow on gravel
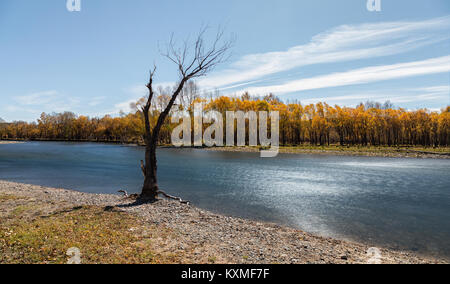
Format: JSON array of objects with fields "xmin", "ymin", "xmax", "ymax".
[
  {"xmin": 42, "ymin": 206, "xmax": 84, "ymax": 218},
  {"xmin": 110, "ymin": 198, "xmax": 158, "ymax": 210}
]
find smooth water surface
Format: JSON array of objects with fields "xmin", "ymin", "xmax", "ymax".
[{"xmin": 1, "ymin": 142, "xmax": 449, "ymax": 258}]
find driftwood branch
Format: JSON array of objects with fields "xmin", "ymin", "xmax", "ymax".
[
  {"xmin": 118, "ymin": 190, "xmax": 139, "ymax": 200},
  {"xmin": 157, "ymin": 190, "xmax": 190, "ymax": 205}
]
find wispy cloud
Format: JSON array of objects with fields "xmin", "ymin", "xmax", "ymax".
[
  {"xmin": 113, "ymin": 82, "xmax": 175, "ymax": 114},
  {"xmin": 300, "ymin": 85, "xmax": 450, "ymax": 107},
  {"xmin": 12, "ymin": 90, "xmax": 80, "ymax": 114},
  {"xmin": 14, "ymin": 90, "xmax": 59, "ymax": 106},
  {"xmin": 87, "ymin": 96, "xmax": 107, "ymax": 107},
  {"xmin": 199, "ymin": 16, "xmax": 450, "ymax": 90},
  {"xmin": 238, "ymin": 56, "xmax": 450, "ymax": 95}
]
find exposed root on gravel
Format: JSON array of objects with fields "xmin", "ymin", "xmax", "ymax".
[{"xmin": 157, "ymin": 190, "xmax": 190, "ymax": 205}]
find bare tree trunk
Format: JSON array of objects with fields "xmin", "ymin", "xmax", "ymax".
[
  {"xmin": 140, "ymin": 68, "xmax": 159, "ymax": 201},
  {"xmin": 140, "ymin": 78, "xmax": 187, "ymax": 200},
  {"xmin": 141, "ymin": 143, "xmax": 158, "ymax": 199}
]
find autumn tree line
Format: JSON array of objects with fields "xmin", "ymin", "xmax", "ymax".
[{"xmin": 1, "ymin": 87, "xmax": 449, "ymax": 147}]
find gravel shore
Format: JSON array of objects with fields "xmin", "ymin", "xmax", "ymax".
[{"xmin": 0, "ymin": 180, "xmax": 446, "ymax": 264}]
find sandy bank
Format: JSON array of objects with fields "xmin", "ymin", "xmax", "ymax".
[{"xmin": 0, "ymin": 141, "xmax": 24, "ymax": 145}]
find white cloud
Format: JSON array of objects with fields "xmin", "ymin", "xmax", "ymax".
[
  {"xmin": 413, "ymin": 86, "xmax": 450, "ymax": 94},
  {"xmin": 300, "ymin": 85, "xmax": 450, "ymax": 106},
  {"xmin": 238, "ymin": 56, "xmax": 450, "ymax": 95},
  {"xmin": 87, "ymin": 96, "xmax": 106, "ymax": 107},
  {"xmin": 199, "ymin": 16, "xmax": 450, "ymax": 90},
  {"xmin": 14, "ymin": 90, "xmax": 59, "ymax": 106},
  {"xmin": 12, "ymin": 90, "xmax": 80, "ymax": 114},
  {"xmin": 113, "ymin": 82, "xmax": 175, "ymax": 114},
  {"xmin": 113, "ymin": 99, "xmax": 137, "ymax": 114},
  {"xmin": 4, "ymin": 105, "xmax": 42, "ymax": 115}
]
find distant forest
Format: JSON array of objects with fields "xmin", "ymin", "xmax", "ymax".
[{"xmin": 1, "ymin": 88, "xmax": 449, "ymax": 147}]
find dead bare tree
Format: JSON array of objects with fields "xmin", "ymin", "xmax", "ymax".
[{"xmin": 139, "ymin": 28, "xmax": 233, "ymax": 201}]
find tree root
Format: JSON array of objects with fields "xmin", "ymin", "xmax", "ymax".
[
  {"xmin": 120, "ymin": 189, "xmax": 189, "ymax": 205},
  {"xmin": 138, "ymin": 161, "xmax": 189, "ymax": 205},
  {"xmin": 118, "ymin": 190, "xmax": 139, "ymax": 200},
  {"xmin": 157, "ymin": 190, "xmax": 190, "ymax": 205}
]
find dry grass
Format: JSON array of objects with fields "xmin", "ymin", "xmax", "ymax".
[
  {"xmin": 0, "ymin": 194, "xmax": 25, "ymax": 202},
  {"xmin": 0, "ymin": 201, "xmax": 182, "ymax": 264}
]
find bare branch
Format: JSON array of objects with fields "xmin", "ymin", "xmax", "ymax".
[
  {"xmin": 152, "ymin": 27, "xmax": 233, "ymax": 140},
  {"xmin": 162, "ymin": 26, "xmax": 234, "ymax": 81},
  {"xmin": 143, "ymin": 66, "xmax": 157, "ymax": 143}
]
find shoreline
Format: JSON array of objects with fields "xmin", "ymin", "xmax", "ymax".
[
  {"xmin": 0, "ymin": 141, "xmax": 23, "ymax": 145},
  {"xmin": 2, "ymin": 139, "xmax": 449, "ymax": 159},
  {"xmin": 204, "ymin": 146, "xmax": 450, "ymax": 159},
  {"xmin": 0, "ymin": 180, "xmax": 447, "ymax": 264}
]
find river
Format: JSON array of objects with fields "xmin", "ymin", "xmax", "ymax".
[{"xmin": 1, "ymin": 141, "xmax": 449, "ymax": 258}]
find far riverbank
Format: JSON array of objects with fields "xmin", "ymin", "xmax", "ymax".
[
  {"xmin": 204, "ymin": 145, "xmax": 450, "ymax": 159},
  {"xmin": 2, "ymin": 139, "xmax": 449, "ymax": 159}
]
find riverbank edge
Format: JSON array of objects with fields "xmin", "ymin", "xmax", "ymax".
[
  {"xmin": 204, "ymin": 146, "xmax": 450, "ymax": 159},
  {"xmin": 0, "ymin": 180, "xmax": 447, "ymax": 264},
  {"xmin": 0, "ymin": 141, "xmax": 24, "ymax": 145},
  {"xmin": 2, "ymin": 139, "xmax": 449, "ymax": 159}
]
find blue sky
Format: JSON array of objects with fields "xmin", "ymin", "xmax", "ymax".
[{"xmin": 0, "ymin": 0, "xmax": 449, "ymax": 122}]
